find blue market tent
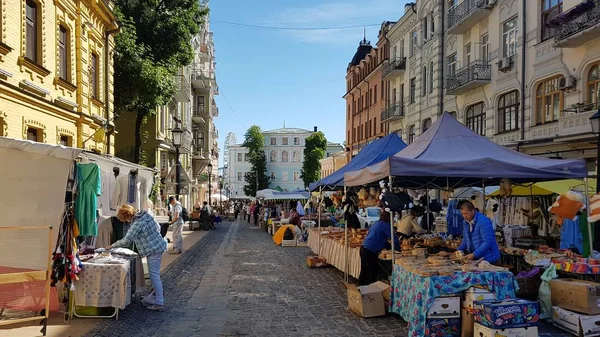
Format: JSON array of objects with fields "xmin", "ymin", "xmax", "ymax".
[
  {"xmin": 309, "ymin": 133, "xmax": 407, "ymax": 191},
  {"xmin": 344, "ymin": 112, "xmax": 588, "ymax": 189}
]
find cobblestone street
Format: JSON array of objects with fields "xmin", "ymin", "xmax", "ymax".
[{"xmin": 84, "ymin": 221, "xmax": 408, "ymax": 337}]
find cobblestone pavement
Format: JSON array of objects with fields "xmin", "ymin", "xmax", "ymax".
[{"xmin": 84, "ymin": 221, "xmax": 408, "ymax": 337}]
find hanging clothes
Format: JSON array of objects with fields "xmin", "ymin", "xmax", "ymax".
[
  {"xmin": 112, "ymin": 172, "xmax": 148, "ymax": 211},
  {"xmin": 75, "ymin": 163, "xmax": 101, "ymax": 236},
  {"xmin": 579, "ymin": 211, "xmax": 592, "ymax": 257},
  {"xmin": 99, "ymin": 170, "xmax": 118, "ymax": 216},
  {"xmin": 446, "ymin": 199, "xmax": 463, "ymax": 236},
  {"xmin": 561, "ymin": 215, "xmax": 583, "ymax": 254}
]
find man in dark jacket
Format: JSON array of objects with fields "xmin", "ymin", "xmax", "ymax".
[{"xmin": 457, "ymin": 201, "xmax": 500, "ymax": 264}]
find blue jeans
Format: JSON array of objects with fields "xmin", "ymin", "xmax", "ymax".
[{"xmin": 146, "ymin": 253, "xmax": 164, "ymax": 305}]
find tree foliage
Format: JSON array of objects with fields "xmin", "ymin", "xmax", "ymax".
[
  {"xmin": 112, "ymin": 0, "xmax": 207, "ymax": 163},
  {"xmin": 242, "ymin": 125, "xmax": 270, "ymax": 197},
  {"xmin": 301, "ymin": 131, "xmax": 328, "ymax": 188}
]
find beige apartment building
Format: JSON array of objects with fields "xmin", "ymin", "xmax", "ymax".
[
  {"xmin": 320, "ymin": 150, "xmax": 349, "ymax": 178},
  {"xmin": 374, "ymin": 0, "xmax": 598, "ymax": 171}
]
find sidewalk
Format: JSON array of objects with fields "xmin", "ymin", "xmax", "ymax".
[{"xmin": 0, "ymin": 221, "xmax": 208, "ymax": 337}]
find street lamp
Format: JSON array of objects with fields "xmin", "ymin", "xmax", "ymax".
[
  {"xmin": 207, "ymin": 162, "xmax": 213, "ymax": 208},
  {"xmin": 219, "ymin": 175, "xmax": 224, "ymax": 214},
  {"xmin": 171, "ymin": 125, "xmax": 183, "ymax": 200}
]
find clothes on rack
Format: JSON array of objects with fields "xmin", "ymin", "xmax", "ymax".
[
  {"xmin": 96, "ymin": 216, "xmax": 113, "ymax": 249},
  {"xmin": 112, "ymin": 172, "xmax": 148, "ymax": 211},
  {"xmin": 75, "ymin": 163, "xmax": 102, "ymax": 236},
  {"xmin": 99, "ymin": 170, "xmax": 118, "ymax": 216},
  {"xmin": 445, "ymin": 199, "xmax": 463, "ymax": 236},
  {"xmin": 561, "ymin": 215, "xmax": 583, "ymax": 254}
]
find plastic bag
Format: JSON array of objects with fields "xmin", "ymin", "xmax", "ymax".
[{"xmin": 538, "ymin": 264, "xmax": 557, "ymax": 320}]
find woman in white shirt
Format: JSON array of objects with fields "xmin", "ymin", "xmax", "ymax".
[{"xmin": 395, "ymin": 208, "xmax": 426, "ymax": 239}]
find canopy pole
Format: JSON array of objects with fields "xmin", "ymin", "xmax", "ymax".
[
  {"xmin": 584, "ymin": 177, "xmax": 593, "ymax": 257},
  {"xmin": 389, "ymin": 175, "xmax": 395, "ymax": 271},
  {"xmin": 344, "ymin": 185, "xmax": 349, "ymax": 283},
  {"xmin": 317, "ymin": 186, "xmax": 322, "ymax": 257},
  {"xmin": 426, "ymin": 188, "xmax": 430, "ymax": 232}
]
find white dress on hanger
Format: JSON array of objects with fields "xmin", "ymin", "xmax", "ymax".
[{"xmin": 111, "ymin": 173, "xmax": 148, "ymax": 211}]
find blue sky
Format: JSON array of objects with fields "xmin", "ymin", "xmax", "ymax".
[{"xmin": 210, "ymin": 0, "xmax": 407, "ymax": 166}]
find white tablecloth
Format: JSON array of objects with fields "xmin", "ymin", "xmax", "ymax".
[
  {"xmin": 308, "ymin": 229, "xmax": 361, "ymax": 279},
  {"xmin": 75, "ymin": 258, "xmax": 131, "ymax": 309}
]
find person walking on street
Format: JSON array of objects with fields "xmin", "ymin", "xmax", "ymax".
[
  {"xmin": 168, "ymin": 196, "xmax": 184, "ymax": 254},
  {"xmin": 107, "ymin": 205, "xmax": 167, "ymax": 311}
]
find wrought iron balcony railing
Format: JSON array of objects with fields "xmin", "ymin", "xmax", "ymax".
[
  {"xmin": 446, "ymin": 60, "xmax": 491, "ymax": 95},
  {"xmin": 447, "ymin": 0, "xmax": 495, "ymax": 34},
  {"xmin": 381, "ymin": 102, "xmax": 404, "ymax": 122},
  {"xmin": 549, "ymin": 0, "xmax": 600, "ymax": 47},
  {"xmin": 173, "ymin": 75, "xmax": 190, "ymax": 102},
  {"xmin": 383, "ymin": 57, "xmax": 406, "ymax": 79}
]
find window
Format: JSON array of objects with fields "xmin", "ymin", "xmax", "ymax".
[
  {"xmin": 58, "ymin": 25, "xmax": 69, "ymax": 81},
  {"xmin": 465, "ymin": 43, "xmax": 472, "ymax": 66},
  {"xmin": 282, "ymin": 150, "xmax": 289, "ymax": 162},
  {"xmin": 481, "ymin": 34, "xmax": 489, "ymax": 61},
  {"xmin": 392, "ymin": 45, "xmax": 397, "ymax": 59},
  {"xmin": 237, "ymin": 172, "xmax": 243, "ymax": 181},
  {"xmin": 410, "ymin": 78, "xmax": 416, "ymax": 103},
  {"xmin": 244, "ymin": 153, "xmax": 249, "ymax": 162},
  {"xmin": 282, "ymin": 172, "xmax": 288, "ymax": 181},
  {"xmin": 542, "ymin": 0, "xmax": 562, "ymax": 41},
  {"xmin": 270, "ymin": 137, "xmax": 277, "ymax": 145},
  {"xmin": 374, "ymin": 117, "xmax": 377, "ymax": 134},
  {"xmin": 502, "ymin": 17, "xmax": 518, "ymax": 58},
  {"xmin": 282, "ymin": 137, "xmax": 288, "ymax": 145},
  {"xmin": 380, "ymin": 80, "xmax": 384, "ymax": 99},
  {"xmin": 447, "ymin": 53, "xmax": 457, "ymax": 77},
  {"xmin": 374, "ymin": 85, "xmax": 377, "ymax": 103},
  {"xmin": 422, "ymin": 17, "xmax": 429, "ymax": 41},
  {"xmin": 588, "ymin": 63, "xmax": 600, "ymax": 105},
  {"xmin": 423, "ymin": 118, "xmax": 432, "ymax": 133},
  {"xmin": 59, "ymin": 135, "xmax": 72, "ymax": 147},
  {"xmin": 26, "ymin": 127, "xmax": 38, "ymax": 142},
  {"xmin": 90, "ymin": 53, "xmax": 99, "ymax": 99},
  {"xmin": 270, "ymin": 172, "xmax": 276, "ymax": 180},
  {"xmin": 411, "ymin": 31, "xmax": 418, "ymax": 56},
  {"xmin": 237, "ymin": 153, "xmax": 242, "ymax": 162},
  {"xmin": 293, "ymin": 172, "xmax": 300, "ymax": 181},
  {"xmin": 293, "ymin": 137, "xmax": 299, "ymax": 145},
  {"xmin": 429, "ymin": 62, "xmax": 434, "ymax": 93},
  {"xmin": 408, "ymin": 125, "xmax": 415, "ymax": 144},
  {"xmin": 430, "ymin": 12, "xmax": 435, "ymax": 36},
  {"xmin": 535, "ymin": 76, "xmax": 564, "ymax": 124},
  {"xmin": 25, "ymin": 0, "xmax": 39, "ymax": 62},
  {"xmin": 270, "ymin": 150, "xmax": 277, "ymax": 162},
  {"xmin": 498, "ymin": 91, "xmax": 520, "ymax": 132},
  {"xmin": 293, "ymin": 150, "xmax": 300, "ymax": 162},
  {"xmin": 466, "ymin": 102, "xmax": 486, "ymax": 135},
  {"xmin": 422, "ymin": 66, "xmax": 427, "ymax": 96}
]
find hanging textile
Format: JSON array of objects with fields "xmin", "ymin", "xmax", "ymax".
[
  {"xmin": 75, "ymin": 163, "xmax": 101, "ymax": 236},
  {"xmin": 579, "ymin": 211, "xmax": 592, "ymax": 257},
  {"xmin": 560, "ymin": 215, "xmax": 583, "ymax": 254},
  {"xmin": 446, "ymin": 199, "xmax": 463, "ymax": 236}
]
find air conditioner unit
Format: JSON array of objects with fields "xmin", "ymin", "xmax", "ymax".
[
  {"xmin": 497, "ymin": 57, "xmax": 511, "ymax": 72},
  {"xmin": 487, "ymin": 0, "xmax": 498, "ymax": 6},
  {"xmin": 558, "ymin": 76, "xmax": 576, "ymax": 91}
]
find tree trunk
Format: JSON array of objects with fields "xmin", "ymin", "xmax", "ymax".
[{"xmin": 133, "ymin": 112, "xmax": 144, "ymax": 164}]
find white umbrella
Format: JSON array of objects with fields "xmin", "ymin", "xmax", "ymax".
[{"xmin": 210, "ymin": 193, "xmax": 229, "ymax": 201}]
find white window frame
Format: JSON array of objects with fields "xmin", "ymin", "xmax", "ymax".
[
  {"xmin": 481, "ymin": 34, "xmax": 489, "ymax": 62},
  {"xmin": 237, "ymin": 153, "xmax": 242, "ymax": 162},
  {"xmin": 502, "ymin": 17, "xmax": 518, "ymax": 58}
]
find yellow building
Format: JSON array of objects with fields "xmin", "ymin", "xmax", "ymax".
[
  {"xmin": 0, "ymin": 0, "xmax": 118, "ymax": 153},
  {"xmin": 319, "ymin": 150, "xmax": 349, "ymax": 179}
]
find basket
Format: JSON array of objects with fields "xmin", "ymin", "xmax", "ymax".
[{"xmin": 515, "ymin": 275, "xmax": 542, "ymax": 300}]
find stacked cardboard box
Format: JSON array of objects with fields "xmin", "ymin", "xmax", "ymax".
[
  {"xmin": 426, "ymin": 296, "xmax": 461, "ymax": 337},
  {"xmin": 461, "ymin": 287, "xmax": 496, "ymax": 337},
  {"xmin": 551, "ymin": 278, "xmax": 600, "ymax": 336},
  {"xmin": 472, "ymin": 299, "xmax": 540, "ymax": 337}
]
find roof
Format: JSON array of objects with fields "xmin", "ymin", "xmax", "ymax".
[
  {"xmin": 349, "ymin": 39, "xmax": 373, "ymax": 68},
  {"xmin": 262, "ymin": 127, "xmax": 313, "ymax": 134}
]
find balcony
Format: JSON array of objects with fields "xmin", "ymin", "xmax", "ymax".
[
  {"xmin": 180, "ymin": 129, "xmax": 193, "ymax": 153},
  {"xmin": 381, "ymin": 102, "xmax": 404, "ymax": 122},
  {"xmin": 529, "ymin": 103, "xmax": 597, "ymax": 141},
  {"xmin": 447, "ymin": 0, "xmax": 496, "ymax": 35},
  {"xmin": 446, "ymin": 60, "xmax": 491, "ymax": 95},
  {"xmin": 173, "ymin": 75, "xmax": 190, "ymax": 102},
  {"xmin": 211, "ymin": 101, "xmax": 219, "ymax": 117},
  {"xmin": 190, "ymin": 68, "xmax": 211, "ymax": 89},
  {"xmin": 549, "ymin": 0, "xmax": 600, "ymax": 48},
  {"xmin": 192, "ymin": 147, "xmax": 206, "ymax": 159},
  {"xmin": 192, "ymin": 106, "xmax": 208, "ymax": 123},
  {"xmin": 382, "ymin": 57, "xmax": 406, "ymax": 80},
  {"xmin": 198, "ymin": 43, "xmax": 210, "ymax": 61}
]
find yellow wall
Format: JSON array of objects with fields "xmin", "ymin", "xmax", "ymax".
[{"xmin": 0, "ymin": 0, "xmax": 117, "ymax": 153}]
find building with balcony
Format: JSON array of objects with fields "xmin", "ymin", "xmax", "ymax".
[
  {"xmin": 0, "ymin": 0, "xmax": 118, "ymax": 153},
  {"xmin": 227, "ymin": 127, "xmax": 343, "ymax": 198}
]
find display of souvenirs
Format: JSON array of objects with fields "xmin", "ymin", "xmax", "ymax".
[{"xmin": 552, "ymin": 256, "xmax": 600, "ymax": 274}]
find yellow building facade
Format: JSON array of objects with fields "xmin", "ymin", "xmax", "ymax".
[{"xmin": 0, "ymin": 0, "xmax": 118, "ymax": 153}]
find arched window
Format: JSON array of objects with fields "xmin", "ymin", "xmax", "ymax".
[
  {"xmin": 270, "ymin": 150, "xmax": 277, "ymax": 162},
  {"xmin": 422, "ymin": 118, "xmax": 432, "ymax": 133},
  {"xmin": 408, "ymin": 125, "xmax": 415, "ymax": 144},
  {"xmin": 466, "ymin": 102, "xmax": 486, "ymax": 135},
  {"xmin": 293, "ymin": 150, "xmax": 300, "ymax": 162},
  {"xmin": 498, "ymin": 91, "xmax": 519, "ymax": 132},
  {"xmin": 429, "ymin": 61, "xmax": 434, "ymax": 93},
  {"xmin": 282, "ymin": 150, "xmax": 289, "ymax": 162},
  {"xmin": 588, "ymin": 63, "xmax": 600, "ymax": 105},
  {"xmin": 535, "ymin": 75, "xmax": 564, "ymax": 124},
  {"xmin": 422, "ymin": 66, "xmax": 427, "ymax": 96}
]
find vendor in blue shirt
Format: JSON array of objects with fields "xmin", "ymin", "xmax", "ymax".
[
  {"xmin": 359, "ymin": 208, "xmax": 401, "ymax": 285},
  {"xmin": 456, "ymin": 201, "xmax": 500, "ymax": 264}
]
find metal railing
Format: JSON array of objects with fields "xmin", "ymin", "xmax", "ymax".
[
  {"xmin": 383, "ymin": 57, "xmax": 406, "ymax": 78},
  {"xmin": 193, "ymin": 106, "xmax": 208, "ymax": 118},
  {"xmin": 446, "ymin": 60, "xmax": 491, "ymax": 93},
  {"xmin": 562, "ymin": 102, "xmax": 600, "ymax": 115},
  {"xmin": 550, "ymin": 0, "xmax": 600, "ymax": 43},
  {"xmin": 174, "ymin": 75, "xmax": 190, "ymax": 93},
  {"xmin": 381, "ymin": 102, "xmax": 404, "ymax": 121},
  {"xmin": 448, "ymin": 0, "xmax": 493, "ymax": 31}
]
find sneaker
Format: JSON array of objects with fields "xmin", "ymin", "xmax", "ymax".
[
  {"xmin": 169, "ymin": 249, "xmax": 182, "ymax": 255},
  {"xmin": 146, "ymin": 304, "xmax": 164, "ymax": 311},
  {"xmin": 141, "ymin": 297, "xmax": 155, "ymax": 307}
]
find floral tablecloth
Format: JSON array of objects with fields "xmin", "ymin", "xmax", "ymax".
[{"xmin": 390, "ymin": 265, "xmax": 518, "ymax": 337}]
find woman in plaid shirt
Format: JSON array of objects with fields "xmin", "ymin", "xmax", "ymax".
[{"xmin": 107, "ymin": 204, "xmax": 167, "ymax": 311}]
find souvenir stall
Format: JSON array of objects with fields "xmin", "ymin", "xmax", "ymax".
[
  {"xmin": 263, "ymin": 192, "xmax": 310, "ymax": 235},
  {"xmin": 343, "ymin": 112, "xmax": 589, "ymax": 336},
  {"xmin": 0, "ymin": 138, "xmax": 82, "ymax": 335}
]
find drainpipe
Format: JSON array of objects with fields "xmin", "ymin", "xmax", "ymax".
[
  {"xmin": 438, "ymin": 0, "xmax": 445, "ymax": 117},
  {"xmin": 104, "ymin": 24, "xmax": 121, "ymax": 154},
  {"xmin": 520, "ymin": 0, "xmax": 526, "ymax": 140}
]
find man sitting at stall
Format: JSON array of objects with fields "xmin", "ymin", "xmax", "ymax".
[
  {"xmin": 396, "ymin": 208, "xmax": 426, "ymax": 239},
  {"xmin": 456, "ymin": 200, "xmax": 500, "ymax": 264},
  {"xmin": 359, "ymin": 208, "xmax": 401, "ymax": 286}
]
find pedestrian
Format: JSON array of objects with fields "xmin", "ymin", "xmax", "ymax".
[
  {"xmin": 253, "ymin": 201, "xmax": 261, "ymax": 226},
  {"xmin": 168, "ymin": 196, "xmax": 184, "ymax": 254},
  {"xmin": 107, "ymin": 204, "xmax": 167, "ymax": 311},
  {"xmin": 234, "ymin": 203, "xmax": 240, "ymax": 220},
  {"xmin": 358, "ymin": 208, "xmax": 400, "ymax": 286}
]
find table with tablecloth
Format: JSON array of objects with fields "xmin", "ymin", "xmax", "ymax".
[
  {"xmin": 74, "ymin": 257, "xmax": 131, "ymax": 311},
  {"xmin": 307, "ymin": 228, "xmax": 361, "ymax": 278},
  {"xmin": 389, "ymin": 264, "xmax": 519, "ymax": 337}
]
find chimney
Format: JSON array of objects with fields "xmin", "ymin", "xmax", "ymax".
[{"xmin": 313, "ymin": 126, "xmax": 318, "ymax": 132}]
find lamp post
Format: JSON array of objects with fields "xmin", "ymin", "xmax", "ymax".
[
  {"xmin": 219, "ymin": 175, "xmax": 224, "ymax": 214},
  {"xmin": 171, "ymin": 125, "xmax": 183, "ymax": 200},
  {"xmin": 207, "ymin": 162, "xmax": 213, "ymax": 207},
  {"xmin": 590, "ymin": 111, "xmax": 600, "ymax": 250}
]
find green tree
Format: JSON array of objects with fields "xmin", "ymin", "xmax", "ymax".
[
  {"xmin": 112, "ymin": 1, "xmax": 207, "ymax": 163},
  {"xmin": 301, "ymin": 131, "xmax": 328, "ymax": 188},
  {"xmin": 242, "ymin": 126, "xmax": 270, "ymax": 197}
]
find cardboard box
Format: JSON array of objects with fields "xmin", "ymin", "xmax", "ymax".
[
  {"xmin": 346, "ymin": 282, "xmax": 390, "ymax": 318},
  {"xmin": 306, "ymin": 256, "xmax": 327, "ymax": 268},
  {"xmin": 425, "ymin": 317, "xmax": 461, "ymax": 337},
  {"xmin": 473, "ymin": 322, "xmax": 539, "ymax": 337},
  {"xmin": 473, "ymin": 299, "xmax": 540, "ymax": 329},
  {"xmin": 428, "ymin": 296, "xmax": 460, "ymax": 317},
  {"xmin": 296, "ymin": 242, "xmax": 308, "ymax": 247},
  {"xmin": 281, "ymin": 240, "xmax": 297, "ymax": 247},
  {"xmin": 550, "ymin": 279, "xmax": 600, "ymax": 315},
  {"xmin": 461, "ymin": 308, "xmax": 475, "ymax": 337},
  {"xmin": 553, "ymin": 306, "xmax": 600, "ymax": 337},
  {"xmin": 463, "ymin": 290, "xmax": 496, "ymax": 309}
]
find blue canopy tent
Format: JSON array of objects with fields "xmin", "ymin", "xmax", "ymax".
[{"xmin": 309, "ymin": 133, "xmax": 407, "ymax": 191}]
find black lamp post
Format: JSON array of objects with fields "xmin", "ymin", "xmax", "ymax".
[
  {"xmin": 207, "ymin": 162, "xmax": 213, "ymax": 207},
  {"xmin": 590, "ymin": 111, "xmax": 600, "ymax": 251},
  {"xmin": 171, "ymin": 125, "xmax": 183, "ymax": 200}
]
